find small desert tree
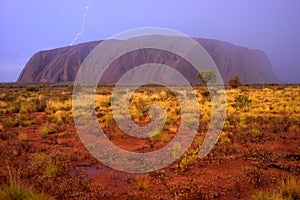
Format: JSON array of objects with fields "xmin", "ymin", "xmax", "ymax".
[
  {"xmin": 228, "ymin": 76, "xmax": 242, "ymax": 88},
  {"xmin": 198, "ymin": 70, "xmax": 216, "ymax": 85}
]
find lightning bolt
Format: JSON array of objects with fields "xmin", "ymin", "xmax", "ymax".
[{"xmin": 70, "ymin": 0, "xmax": 90, "ymax": 46}]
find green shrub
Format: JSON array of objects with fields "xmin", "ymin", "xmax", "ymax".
[
  {"xmin": 19, "ymin": 120, "xmax": 34, "ymax": 127},
  {"xmin": 20, "ymin": 98, "xmax": 46, "ymax": 113},
  {"xmin": 40, "ymin": 125, "xmax": 56, "ymax": 139},
  {"xmin": 146, "ymin": 130, "xmax": 170, "ymax": 148},
  {"xmin": 40, "ymin": 125, "xmax": 56, "ymax": 135},
  {"xmin": 198, "ymin": 70, "xmax": 216, "ymax": 85},
  {"xmin": 44, "ymin": 163, "xmax": 59, "ymax": 178},
  {"xmin": 150, "ymin": 131, "xmax": 169, "ymax": 143},
  {"xmin": 2, "ymin": 118, "xmax": 18, "ymax": 128},
  {"xmin": 234, "ymin": 95, "xmax": 252, "ymax": 112},
  {"xmin": 179, "ymin": 148, "xmax": 198, "ymax": 171},
  {"xmin": 51, "ymin": 111, "xmax": 72, "ymax": 124},
  {"xmin": 11, "ymin": 102, "xmax": 21, "ymax": 113}
]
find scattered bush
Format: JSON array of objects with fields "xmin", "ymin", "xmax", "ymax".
[
  {"xmin": 234, "ymin": 95, "xmax": 252, "ymax": 112},
  {"xmin": 40, "ymin": 125, "xmax": 56, "ymax": 135},
  {"xmin": 198, "ymin": 70, "xmax": 216, "ymax": 85},
  {"xmin": 178, "ymin": 148, "xmax": 198, "ymax": 171},
  {"xmin": 51, "ymin": 111, "xmax": 72, "ymax": 124},
  {"xmin": 44, "ymin": 163, "xmax": 60, "ymax": 178},
  {"xmin": 40, "ymin": 125, "xmax": 56, "ymax": 140},
  {"xmin": 2, "ymin": 118, "xmax": 18, "ymax": 128},
  {"xmin": 147, "ymin": 131, "xmax": 170, "ymax": 148},
  {"xmin": 20, "ymin": 98, "xmax": 46, "ymax": 113},
  {"xmin": 19, "ymin": 120, "xmax": 34, "ymax": 127},
  {"xmin": 228, "ymin": 76, "xmax": 242, "ymax": 88}
]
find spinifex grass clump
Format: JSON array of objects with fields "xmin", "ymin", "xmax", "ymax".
[
  {"xmin": 0, "ymin": 183, "xmax": 54, "ymax": 200},
  {"xmin": 252, "ymin": 176, "xmax": 300, "ymax": 200},
  {"xmin": 0, "ymin": 161, "xmax": 54, "ymax": 200}
]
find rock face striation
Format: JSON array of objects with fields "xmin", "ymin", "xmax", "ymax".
[{"xmin": 17, "ymin": 37, "xmax": 279, "ymax": 84}]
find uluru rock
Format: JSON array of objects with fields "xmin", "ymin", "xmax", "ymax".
[{"xmin": 17, "ymin": 37, "xmax": 279, "ymax": 84}]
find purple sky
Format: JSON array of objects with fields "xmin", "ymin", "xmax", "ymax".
[{"xmin": 0, "ymin": 0, "xmax": 299, "ymax": 83}]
